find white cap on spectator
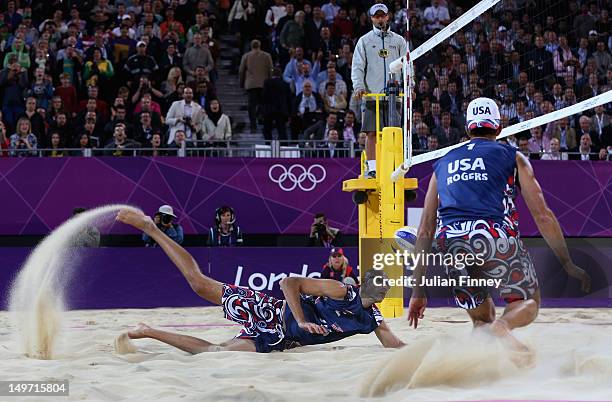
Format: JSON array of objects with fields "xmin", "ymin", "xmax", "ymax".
[
  {"xmin": 589, "ymin": 30, "xmax": 598, "ymax": 36},
  {"xmin": 122, "ymin": 14, "xmax": 131, "ymax": 20},
  {"xmin": 466, "ymin": 97, "xmax": 501, "ymax": 131},
  {"xmin": 158, "ymin": 205, "xmax": 177, "ymax": 217},
  {"xmin": 369, "ymin": 4, "xmax": 388, "ymax": 16},
  {"xmin": 498, "ymin": 26, "xmax": 507, "ymax": 32},
  {"xmin": 137, "ymin": 40, "xmax": 146, "ymax": 47}
]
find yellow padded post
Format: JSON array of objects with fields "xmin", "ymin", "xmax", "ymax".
[{"xmin": 342, "ymin": 94, "xmax": 418, "ymax": 318}]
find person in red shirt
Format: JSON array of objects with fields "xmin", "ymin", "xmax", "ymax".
[
  {"xmin": 159, "ymin": 7, "xmax": 185, "ymax": 41},
  {"xmin": 331, "ymin": 8, "xmax": 353, "ymax": 40},
  {"xmin": 0, "ymin": 120, "xmax": 10, "ymax": 156},
  {"xmin": 321, "ymin": 248, "xmax": 359, "ymax": 284},
  {"xmin": 55, "ymin": 73, "xmax": 78, "ymax": 118},
  {"xmin": 77, "ymin": 85, "xmax": 109, "ymax": 121}
]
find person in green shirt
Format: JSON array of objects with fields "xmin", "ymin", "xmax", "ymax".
[
  {"xmin": 83, "ymin": 46, "xmax": 115, "ymax": 95},
  {"xmin": 3, "ymin": 37, "xmax": 30, "ymax": 69}
]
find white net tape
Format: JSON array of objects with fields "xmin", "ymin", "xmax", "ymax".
[{"xmin": 412, "ymin": 90, "xmax": 612, "ymax": 165}]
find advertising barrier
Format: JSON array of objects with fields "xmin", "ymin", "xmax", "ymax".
[{"xmin": 1, "ymin": 242, "xmax": 609, "ymax": 310}]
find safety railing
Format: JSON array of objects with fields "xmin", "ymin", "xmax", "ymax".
[
  {"xmin": 3, "ymin": 143, "xmax": 609, "ymax": 160},
  {"xmin": 4, "ymin": 140, "xmax": 362, "ymax": 158}
]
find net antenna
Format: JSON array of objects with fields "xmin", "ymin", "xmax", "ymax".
[{"xmin": 390, "ymin": 0, "xmax": 504, "ymax": 182}]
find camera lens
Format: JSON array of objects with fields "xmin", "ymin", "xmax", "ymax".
[{"xmin": 161, "ymin": 214, "xmax": 173, "ymax": 224}]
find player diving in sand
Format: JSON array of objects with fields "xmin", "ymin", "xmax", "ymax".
[
  {"xmin": 407, "ymin": 97, "xmax": 592, "ymax": 357},
  {"xmin": 115, "ymin": 209, "xmax": 405, "ymax": 353}
]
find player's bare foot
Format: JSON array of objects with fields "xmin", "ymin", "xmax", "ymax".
[
  {"xmin": 488, "ymin": 320, "xmax": 535, "ymax": 368},
  {"xmin": 128, "ymin": 323, "xmax": 152, "ymax": 339},
  {"xmin": 116, "ymin": 209, "xmax": 154, "ymax": 232}
]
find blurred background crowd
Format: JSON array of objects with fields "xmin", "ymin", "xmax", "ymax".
[{"xmin": 0, "ymin": 0, "xmax": 609, "ymax": 160}]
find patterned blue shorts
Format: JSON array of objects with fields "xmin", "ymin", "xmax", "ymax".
[
  {"xmin": 221, "ymin": 285, "xmax": 286, "ymax": 353},
  {"xmin": 436, "ymin": 219, "xmax": 539, "ymax": 309}
]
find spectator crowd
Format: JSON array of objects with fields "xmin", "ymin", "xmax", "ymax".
[
  {"xmin": 0, "ymin": 0, "xmax": 230, "ymax": 157},
  {"xmin": 239, "ymin": 0, "xmax": 612, "ymax": 160},
  {"xmin": 0, "ymin": 0, "xmax": 610, "ymax": 160}
]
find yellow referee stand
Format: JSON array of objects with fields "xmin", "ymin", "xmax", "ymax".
[{"xmin": 342, "ymin": 92, "xmax": 418, "ymax": 318}]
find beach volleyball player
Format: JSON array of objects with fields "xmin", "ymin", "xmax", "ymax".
[
  {"xmin": 408, "ymin": 97, "xmax": 591, "ymax": 349},
  {"xmin": 115, "ymin": 209, "xmax": 405, "ymax": 353}
]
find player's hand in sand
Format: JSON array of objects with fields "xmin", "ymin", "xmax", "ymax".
[
  {"xmin": 564, "ymin": 262, "xmax": 591, "ymax": 293},
  {"xmin": 116, "ymin": 209, "xmax": 155, "ymax": 232},
  {"xmin": 127, "ymin": 323, "xmax": 152, "ymax": 339},
  {"xmin": 298, "ymin": 321, "xmax": 329, "ymax": 335},
  {"xmin": 408, "ymin": 297, "xmax": 427, "ymax": 329}
]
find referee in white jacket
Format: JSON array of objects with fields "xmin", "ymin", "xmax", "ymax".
[{"xmin": 351, "ymin": 3, "xmax": 406, "ymax": 178}]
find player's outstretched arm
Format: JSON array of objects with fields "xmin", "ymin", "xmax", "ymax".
[
  {"xmin": 280, "ymin": 277, "xmax": 347, "ymax": 334},
  {"xmin": 408, "ymin": 174, "xmax": 439, "ymax": 328},
  {"xmin": 516, "ymin": 153, "xmax": 591, "ymax": 292},
  {"xmin": 374, "ymin": 320, "xmax": 405, "ymax": 348}
]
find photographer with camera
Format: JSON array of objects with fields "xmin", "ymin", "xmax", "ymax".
[
  {"xmin": 308, "ymin": 212, "xmax": 341, "ymax": 248},
  {"xmin": 142, "ymin": 205, "xmax": 184, "ymax": 247},
  {"xmin": 207, "ymin": 206, "xmax": 243, "ymax": 247},
  {"xmin": 165, "ymin": 87, "xmax": 206, "ymax": 145}
]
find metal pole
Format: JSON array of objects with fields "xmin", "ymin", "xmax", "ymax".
[
  {"xmin": 390, "ymin": 0, "xmax": 413, "ymax": 182},
  {"xmin": 387, "ymin": 72, "xmax": 400, "ymax": 127},
  {"xmin": 406, "ymin": 0, "xmax": 413, "ymax": 168}
]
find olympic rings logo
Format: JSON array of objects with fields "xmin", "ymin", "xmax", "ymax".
[{"xmin": 268, "ymin": 164, "xmax": 327, "ymax": 192}]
